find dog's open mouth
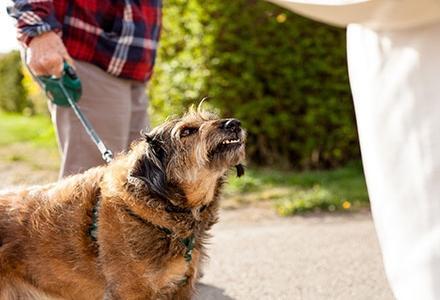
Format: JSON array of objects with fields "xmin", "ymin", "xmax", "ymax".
[
  {"xmin": 207, "ymin": 124, "xmax": 246, "ymax": 165},
  {"xmin": 209, "ymin": 136, "xmax": 243, "ymax": 157},
  {"xmin": 221, "ymin": 138, "xmax": 241, "ymax": 145},
  {"xmin": 218, "ymin": 137, "xmax": 243, "ymax": 150}
]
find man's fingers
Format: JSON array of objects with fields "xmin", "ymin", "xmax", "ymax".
[
  {"xmin": 27, "ymin": 53, "xmax": 64, "ymax": 77},
  {"xmin": 41, "ymin": 54, "xmax": 64, "ymax": 78},
  {"xmin": 26, "ymin": 51, "xmax": 45, "ymax": 76},
  {"xmin": 27, "ymin": 60, "xmax": 46, "ymax": 76},
  {"xmin": 63, "ymin": 52, "xmax": 75, "ymax": 70},
  {"xmin": 27, "ymin": 31, "xmax": 68, "ymax": 77}
]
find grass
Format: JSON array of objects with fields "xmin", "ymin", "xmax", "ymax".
[
  {"xmin": 0, "ymin": 112, "xmax": 59, "ymax": 174},
  {"xmin": 0, "ymin": 112, "xmax": 369, "ymax": 215},
  {"xmin": 225, "ymin": 162, "xmax": 369, "ymax": 216},
  {"xmin": 0, "ymin": 111, "xmax": 56, "ymax": 148}
]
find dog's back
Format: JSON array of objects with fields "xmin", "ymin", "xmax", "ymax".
[{"xmin": 0, "ymin": 168, "xmax": 106, "ymax": 300}]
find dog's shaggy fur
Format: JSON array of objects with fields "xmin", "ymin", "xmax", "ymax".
[{"xmin": 0, "ymin": 110, "xmax": 246, "ymax": 299}]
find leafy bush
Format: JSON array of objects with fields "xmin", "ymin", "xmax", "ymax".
[
  {"xmin": 150, "ymin": 0, "xmax": 359, "ymax": 169},
  {"xmin": 0, "ymin": 51, "xmax": 31, "ymax": 113}
]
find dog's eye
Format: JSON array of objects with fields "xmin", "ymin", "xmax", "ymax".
[{"xmin": 180, "ymin": 127, "xmax": 198, "ymax": 137}]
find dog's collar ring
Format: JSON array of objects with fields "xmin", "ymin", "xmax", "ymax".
[{"xmin": 181, "ymin": 235, "xmax": 196, "ymax": 262}]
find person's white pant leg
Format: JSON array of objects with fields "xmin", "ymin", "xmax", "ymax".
[{"xmin": 347, "ymin": 23, "xmax": 440, "ymax": 299}]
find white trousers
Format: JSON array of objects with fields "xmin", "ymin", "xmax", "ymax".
[{"xmin": 347, "ymin": 22, "xmax": 440, "ymax": 299}]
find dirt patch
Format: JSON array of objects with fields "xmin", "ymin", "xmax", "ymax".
[
  {"xmin": 0, "ymin": 144, "xmax": 59, "ymax": 189},
  {"xmin": 0, "ymin": 161, "xmax": 58, "ymax": 189}
]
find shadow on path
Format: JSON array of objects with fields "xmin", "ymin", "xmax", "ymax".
[{"xmin": 195, "ymin": 283, "xmax": 235, "ymax": 300}]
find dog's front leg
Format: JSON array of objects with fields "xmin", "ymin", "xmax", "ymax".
[
  {"xmin": 103, "ymin": 287, "xmax": 121, "ymax": 300},
  {"xmin": 171, "ymin": 287, "xmax": 193, "ymax": 300},
  {"xmin": 104, "ymin": 283, "xmax": 156, "ymax": 300},
  {"xmin": 167, "ymin": 279, "xmax": 195, "ymax": 300},
  {"xmin": 103, "ymin": 284, "xmax": 129, "ymax": 300}
]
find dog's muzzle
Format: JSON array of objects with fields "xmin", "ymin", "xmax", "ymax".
[{"xmin": 219, "ymin": 119, "xmax": 244, "ymax": 146}]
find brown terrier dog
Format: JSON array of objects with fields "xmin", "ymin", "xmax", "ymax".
[{"xmin": 0, "ymin": 109, "xmax": 246, "ymax": 300}]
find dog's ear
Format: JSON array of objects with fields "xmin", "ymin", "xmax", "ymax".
[{"xmin": 130, "ymin": 134, "xmax": 169, "ymax": 199}]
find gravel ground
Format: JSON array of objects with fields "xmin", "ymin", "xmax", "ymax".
[{"xmin": 196, "ymin": 207, "xmax": 394, "ymax": 300}]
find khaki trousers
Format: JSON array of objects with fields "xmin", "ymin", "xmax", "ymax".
[
  {"xmin": 49, "ymin": 61, "xmax": 149, "ymax": 178},
  {"xmin": 348, "ymin": 22, "xmax": 440, "ymax": 299}
]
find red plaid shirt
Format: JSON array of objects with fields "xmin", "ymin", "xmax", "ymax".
[{"xmin": 8, "ymin": 0, "xmax": 162, "ymax": 82}]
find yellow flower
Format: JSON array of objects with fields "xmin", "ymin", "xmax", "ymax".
[
  {"xmin": 342, "ymin": 201, "xmax": 351, "ymax": 209},
  {"xmin": 276, "ymin": 13, "xmax": 287, "ymax": 23}
]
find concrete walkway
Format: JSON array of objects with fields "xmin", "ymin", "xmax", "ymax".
[{"xmin": 196, "ymin": 208, "xmax": 394, "ymax": 300}]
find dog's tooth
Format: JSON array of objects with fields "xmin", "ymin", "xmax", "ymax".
[{"xmin": 222, "ymin": 139, "xmax": 242, "ymax": 145}]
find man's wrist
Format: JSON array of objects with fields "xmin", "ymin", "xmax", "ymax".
[{"xmin": 21, "ymin": 27, "xmax": 62, "ymax": 47}]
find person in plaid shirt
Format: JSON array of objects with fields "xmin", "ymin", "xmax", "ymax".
[{"xmin": 8, "ymin": 0, "xmax": 162, "ymax": 177}]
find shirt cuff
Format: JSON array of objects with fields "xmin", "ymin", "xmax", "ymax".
[
  {"xmin": 18, "ymin": 24, "xmax": 61, "ymax": 46},
  {"xmin": 7, "ymin": 5, "xmax": 62, "ymax": 46}
]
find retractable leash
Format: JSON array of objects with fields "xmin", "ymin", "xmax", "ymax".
[{"xmin": 29, "ymin": 62, "xmax": 113, "ymax": 163}]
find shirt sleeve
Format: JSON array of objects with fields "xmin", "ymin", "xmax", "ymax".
[{"xmin": 7, "ymin": 0, "xmax": 62, "ymax": 46}]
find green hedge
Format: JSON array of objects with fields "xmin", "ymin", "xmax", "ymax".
[
  {"xmin": 0, "ymin": 51, "xmax": 30, "ymax": 113},
  {"xmin": 150, "ymin": 0, "xmax": 360, "ymax": 169}
]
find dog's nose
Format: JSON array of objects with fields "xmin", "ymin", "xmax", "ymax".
[{"xmin": 221, "ymin": 119, "xmax": 241, "ymax": 132}]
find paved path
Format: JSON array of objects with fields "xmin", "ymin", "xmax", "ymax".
[{"xmin": 196, "ymin": 207, "xmax": 394, "ymax": 300}]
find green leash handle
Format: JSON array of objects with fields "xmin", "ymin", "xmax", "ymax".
[{"xmin": 38, "ymin": 62, "xmax": 82, "ymax": 107}]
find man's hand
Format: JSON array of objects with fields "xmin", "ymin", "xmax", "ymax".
[{"xmin": 27, "ymin": 31, "xmax": 74, "ymax": 78}]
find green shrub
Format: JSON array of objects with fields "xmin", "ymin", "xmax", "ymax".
[
  {"xmin": 150, "ymin": 0, "xmax": 359, "ymax": 169},
  {"xmin": 0, "ymin": 51, "xmax": 32, "ymax": 113}
]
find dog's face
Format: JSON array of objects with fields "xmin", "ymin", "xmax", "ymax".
[{"xmin": 129, "ymin": 110, "xmax": 246, "ymax": 207}]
